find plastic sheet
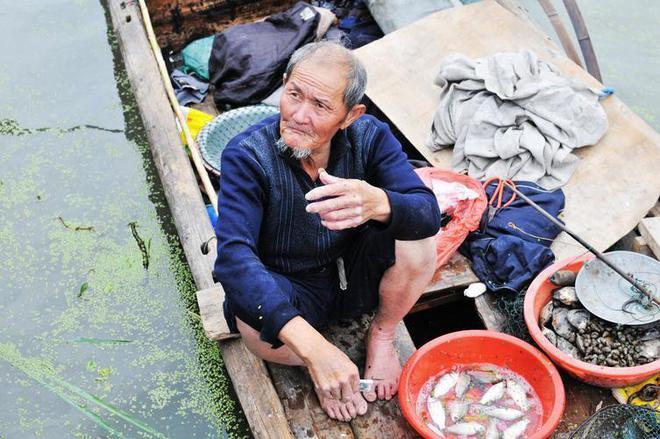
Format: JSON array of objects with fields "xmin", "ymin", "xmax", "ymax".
[{"xmin": 415, "ymin": 168, "xmax": 487, "ymax": 282}]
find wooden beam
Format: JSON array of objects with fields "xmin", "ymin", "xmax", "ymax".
[
  {"xmin": 638, "ymin": 217, "xmax": 660, "ymax": 259},
  {"xmin": 648, "ymin": 201, "xmax": 660, "ymax": 218},
  {"xmin": 197, "ymin": 286, "xmax": 240, "ymax": 341},
  {"xmin": 106, "ymin": 2, "xmax": 292, "ymax": 437}
]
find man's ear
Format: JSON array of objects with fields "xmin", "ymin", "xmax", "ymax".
[{"xmin": 340, "ymin": 104, "xmax": 366, "ymax": 129}]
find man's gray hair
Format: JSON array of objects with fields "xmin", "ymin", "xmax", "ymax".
[{"xmin": 284, "ymin": 41, "xmax": 367, "ymax": 109}]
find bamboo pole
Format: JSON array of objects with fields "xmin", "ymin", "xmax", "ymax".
[
  {"xmin": 537, "ymin": 0, "xmax": 582, "ymax": 67},
  {"xmin": 561, "ymin": 0, "xmax": 602, "ymax": 82},
  {"xmin": 137, "ymin": 0, "xmax": 218, "ymax": 212}
]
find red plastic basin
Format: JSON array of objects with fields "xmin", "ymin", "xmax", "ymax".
[
  {"xmin": 524, "ymin": 254, "xmax": 660, "ymax": 388},
  {"xmin": 399, "ymin": 330, "xmax": 565, "ymax": 438}
]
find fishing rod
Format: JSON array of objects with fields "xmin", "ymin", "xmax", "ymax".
[{"xmin": 503, "ymin": 181, "xmax": 658, "ymax": 305}]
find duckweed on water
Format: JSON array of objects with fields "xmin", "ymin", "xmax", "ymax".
[{"xmin": 1, "ymin": 1, "xmax": 249, "ymax": 436}]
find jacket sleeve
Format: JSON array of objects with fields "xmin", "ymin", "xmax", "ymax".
[
  {"xmin": 213, "ymin": 145, "xmax": 300, "ymax": 348},
  {"xmin": 365, "ymin": 118, "xmax": 442, "ymax": 240}
]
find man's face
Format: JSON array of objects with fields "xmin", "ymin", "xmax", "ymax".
[{"xmin": 279, "ymin": 60, "xmax": 351, "ymax": 154}]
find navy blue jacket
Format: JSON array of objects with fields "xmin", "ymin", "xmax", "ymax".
[{"xmin": 213, "ymin": 114, "xmax": 441, "ymax": 346}]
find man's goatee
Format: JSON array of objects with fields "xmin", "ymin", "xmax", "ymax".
[{"xmin": 276, "ymin": 137, "xmax": 312, "ymax": 160}]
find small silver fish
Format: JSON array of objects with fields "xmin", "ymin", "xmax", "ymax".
[
  {"xmin": 486, "ymin": 418, "xmax": 501, "ymax": 439},
  {"xmin": 427, "ymin": 397, "xmax": 446, "ymax": 430},
  {"xmin": 448, "ymin": 400, "xmax": 469, "ymax": 422},
  {"xmin": 503, "ymin": 419, "xmax": 530, "ymax": 439},
  {"xmin": 432, "ymin": 372, "xmax": 458, "ymax": 398},
  {"xmin": 446, "ymin": 422, "xmax": 485, "ymax": 435},
  {"xmin": 454, "ymin": 372, "xmax": 471, "ymax": 398},
  {"xmin": 473, "ymin": 404, "xmax": 523, "ymax": 421},
  {"xmin": 426, "ymin": 421, "xmax": 445, "ymax": 438},
  {"xmin": 468, "ymin": 369, "xmax": 502, "ymax": 383},
  {"xmin": 480, "ymin": 380, "xmax": 506, "ymax": 404},
  {"xmin": 506, "ymin": 379, "xmax": 529, "ymax": 411}
]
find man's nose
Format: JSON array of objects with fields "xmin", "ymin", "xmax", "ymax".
[{"xmin": 291, "ymin": 102, "xmax": 311, "ymax": 125}]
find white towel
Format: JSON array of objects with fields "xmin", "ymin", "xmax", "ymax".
[{"xmin": 427, "ymin": 50, "xmax": 608, "ymax": 189}]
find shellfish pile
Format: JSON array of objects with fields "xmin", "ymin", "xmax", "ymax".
[{"xmin": 539, "ymin": 270, "xmax": 659, "ymax": 367}]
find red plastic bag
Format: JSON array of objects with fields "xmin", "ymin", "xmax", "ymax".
[{"xmin": 415, "ymin": 168, "xmax": 487, "ymax": 282}]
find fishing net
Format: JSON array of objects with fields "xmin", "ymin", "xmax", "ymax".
[
  {"xmin": 569, "ymin": 404, "xmax": 660, "ymax": 439},
  {"xmin": 494, "ymin": 289, "xmax": 533, "ymax": 343}
]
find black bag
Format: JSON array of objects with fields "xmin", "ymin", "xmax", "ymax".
[{"xmin": 208, "ymin": 2, "xmax": 319, "ymax": 107}]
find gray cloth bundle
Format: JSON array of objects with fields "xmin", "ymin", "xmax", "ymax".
[{"xmin": 427, "ymin": 50, "xmax": 608, "ymax": 189}]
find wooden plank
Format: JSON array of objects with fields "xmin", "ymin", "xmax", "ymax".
[
  {"xmin": 197, "ymin": 286, "xmax": 239, "ymax": 341},
  {"xmin": 268, "ymin": 363, "xmax": 355, "ymax": 439},
  {"xmin": 552, "ymin": 375, "xmax": 612, "ymax": 437},
  {"xmin": 638, "ymin": 217, "xmax": 660, "ymax": 259},
  {"xmin": 145, "ymin": 0, "xmax": 298, "ymax": 51},
  {"xmin": 354, "ymin": 0, "xmax": 660, "ymax": 262},
  {"xmin": 632, "ymin": 236, "xmax": 653, "ymax": 258},
  {"xmin": 474, "ymin": 293, "xmax": 507, "ymax": 333},
  {"xmin": 106, "ymin": 2, "xmax": 292, "ymax": 437},
  {"xmin": 266, "ymin": 314, "xmax": 417, "ymax": 438},
  {"xmin": 648, "ymin": 201, "xmax": 660, "ymax": 218},
  {"xmin": 427, "ymin": 252, "xmax": 479, "ymax": 292},
  {"xmin": 323, "ymin": 315, "xmax": 418, "ymax": 438}
]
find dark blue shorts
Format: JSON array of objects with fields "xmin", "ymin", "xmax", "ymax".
[{"xmin": 224, "ymin": 225, "xmax": 396, "ymax": 340}]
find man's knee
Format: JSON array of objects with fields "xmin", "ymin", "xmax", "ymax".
[
  {"xmin": 393, "ymin": 237, "xmax": 437, "ymax": 278},
  {"xmin": 235, "ymin": 317, "xmax": 303, "ymax": 366}
]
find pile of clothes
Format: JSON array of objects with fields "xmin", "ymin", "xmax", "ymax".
[{"xmin": 171, "ymin": 0, "xmax": 385, "ymax": 109}]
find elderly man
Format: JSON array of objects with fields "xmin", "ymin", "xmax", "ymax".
[{"xmin": 213, "ymin": 42, "xmax": 440, "ymax": 422}]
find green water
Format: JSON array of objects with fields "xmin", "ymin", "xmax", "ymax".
[
  {"xmin": 0, "ymin": 1, "xmax": 247, "ymax": 437},
  {"xmin": 1, "ymin": 0, "xmax": 658, "ymax": 438},
  {"xmin": 516, "ymin": 0, "xmax": 660, "ymax": 131}
]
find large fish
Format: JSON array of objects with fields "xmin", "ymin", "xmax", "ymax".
[
  {"xmin": 446, "ymin": 422, "xmax": 485, "ymax": 435},
  {"xmin": 432, "ymin": 372, "xmax": 459, "ymax": 398},
  {"xmin": 473, "ymin": 404, "xmax": 524, "ymax": 421},
  {"xmin": 427, "ymin": 397, "xmax": 446, "ymax": 430},
  {"xmin": 480, "ymin": 381, "xmax": 506, "ymax": 404},
  {"xmin": 503, "ymin": 419, "xmax": 530, "ymax": 439},
  {"xmin": 506, "ymin": 379, "xmax": 529, "ymax": 411}
]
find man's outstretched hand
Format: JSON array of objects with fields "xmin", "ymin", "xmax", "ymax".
[
  {"xmin": 305, "ymin": 169, "xmax": 391, "ymax": 230},
  {"xmin": 279, "ymin": 316, "xmax": 368, "ymax": 420}
]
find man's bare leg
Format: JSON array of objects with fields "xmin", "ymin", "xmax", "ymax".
[
  {"xmin": 236, "ymin": 317, "xmax": 368, "ymax": 421},
  {"xmin": 363, "ymin": 237, "xmax": 436, "ymax": 402}
]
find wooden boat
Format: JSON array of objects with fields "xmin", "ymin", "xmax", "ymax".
[{"xmin": 107, "ymin": 0, "xmax": 660, "ymax": 437}]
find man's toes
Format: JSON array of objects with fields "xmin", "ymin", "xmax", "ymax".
[
  {"xmin": 377, "ymin": 383, "xmax": 386, "ymax": 400},
  {"xmin": 346, "ymin": 401, "xmax": 357, "ymax": 418},
  {"xmin": 390, "ymin": 382, "xmax": 399, "ymax": 397},
  {"xmin": 355, "ymin": 396, "xmax": 368, "ymax": 415},
  {"xmin": 363, "ymin": 390, "xmax": 377, "ymax": 402},
  {"xmin": 339, "ymin": 405, "xmax": 352, "ymax": 422},
  {"xmin": 384, "ymin": 385, "xmax": 392, "ymax": 401}
]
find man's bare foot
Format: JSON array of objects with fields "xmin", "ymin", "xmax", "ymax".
[
  {"xmin": 315, "ymin": 388, "xmax": 368, "ymax": 422},
  {"xmin": 363, "ymin": 323, "xmax": 401, "ymax": 402}
]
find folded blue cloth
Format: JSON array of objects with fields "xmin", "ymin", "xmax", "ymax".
[
  {"xmin": 170, "ymin": 69, "xmax": 209, "ymax": 106},
  {"xmin": 460, "ymin": 181, "xmax": 565, "ymax": 294}
]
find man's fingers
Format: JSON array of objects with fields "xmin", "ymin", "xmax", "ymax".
[
  {"xmin": 306, "ymin": 194, "xmax": 357, "ymax": 214},
  {"xmin": 318, "ymin": 168, "xmax": 343, "ymax": 185},
  {"xmin": 305, "ymin": 182, "xmax": 350, "ymax": 202},
  {"xmin": 321, "ymin": 218, "xmax": 363, "ymax": 231},
  {"xmin": 319, "ymin": 207, "xmax": 362, "ymax": 222}
]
